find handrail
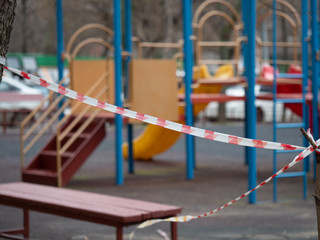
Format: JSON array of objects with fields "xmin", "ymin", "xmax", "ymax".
[
  {"xmin": 57, "ymin": 84, "xmax": 108, "ymax": 150},
  {"xmin": 20, "ymin": 74, "xmax": 69, "ymax": 131},
  {"xmin": 23, "ymin": 94, "xmax": 65, "ymax": 141},
  {"xmin": 23, "ymin": 99, "xmax": 71, "ymax": 155},
  {"xmin": 56, "ymin": 72, "xmax": 108, "ymax": 132},
  {"xmin": 20, "ymin": 75, "xmax": 70, "ymax": 168},
  {"xmin": 55, "ymin": 80, "xmax": 109, "ymax": 187}
]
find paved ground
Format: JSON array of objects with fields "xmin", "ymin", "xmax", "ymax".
[{"xmin": 0, "ymin": 121, "xmax": 318, "ymax": 239}]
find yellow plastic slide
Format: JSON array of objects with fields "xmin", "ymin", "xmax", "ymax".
[{"xmin": 122, "ymin": 64, "xmax": 234, "ymax": 160}]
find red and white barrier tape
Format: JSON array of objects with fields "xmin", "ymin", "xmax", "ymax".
[
  {"xmin": 5, "ymin": 66, "xmax": 306, "ymax": 152},
  {"xmin": 4, "ymin": 66, "xmax": 317, "ymax": 239},
  {"xmin": 128, "ymin": 140, "xmax": 318, "ymax": 239}
]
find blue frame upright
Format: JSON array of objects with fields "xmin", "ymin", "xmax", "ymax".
[
  {"xmin": 243, "ymin": 0, "xmax": 257, "ymax": 204},
  {"xmin": 114, "ymin": 0, "xmax": 124, "ymax": 185}
]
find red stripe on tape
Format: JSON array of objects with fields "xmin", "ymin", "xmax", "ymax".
[
  {"xmin": 182, "ymin": 125, "xmax": 193, "ymax": 134},
  {"xmin": 21, "ymin": 71, "xmax": 30, "ymax": 79},
  {"xmin": 97, "ymin": 101, "xmax": 106, "ymax": 109},
  {"xmin": 281, "ymin": 143, "xmax": 297, "ymax": 150},
  {"xmin": 156, "ymin": 118, "xmax": 167, "ymax": 127},
  {"xmin": 136, "ymin": 112, "xmax": 147, "ymax": 121},
  {"xmin": 228, "ymin": 135, "xmax": 241, "ymax": 145},
  {"xmin": 58, "ymin": 85, "xmax": 68, "ymax": 95},
  {"xmin": 204, "ymin": 130, "xmax": 217, "ymax": 140},
  {"xmin": 116, "ymin": 107, "xmax": 125, "ymax": 114},
  {"xmin": 40, "ymin": 79, "xmax": 49, "ymax": 87},
  {"xmin": 76, "ymin": 93, "xmax": 86, "ymax": 102}
]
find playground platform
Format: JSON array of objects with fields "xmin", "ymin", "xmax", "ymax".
[{"xmin": 0, "ymin": 122, "xmax": 318, "ymax": 240}]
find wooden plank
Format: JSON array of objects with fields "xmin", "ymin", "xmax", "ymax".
[
  {"xmin": 71, "ymin": 59, "xmax": 115, "ymax": 114},
  {"xmin": 129, "ymin": 59, "xmax": 179, "ymax": 122},
  {"xmin": 256, "ymin": 77, "xmax": 302, "ymax": 85},
  {"xmin": 0, "ymin": 183, "xmax": 181, "ymax": 223},
  {"xmin": 178, "ymin": 93, "xmax": 245, "ymax": 103},
  {"xmin": 0, "ymin": 188, "xmax": 144, "ymax": 223},
  {"xmin": 0, "ymin": 93, "xmax": 43, "ymax": 102},
  {"xmin": 197, "ymin": 77, "xmax": 245, "ymax": 85}
]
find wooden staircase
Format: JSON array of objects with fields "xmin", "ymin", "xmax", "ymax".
[{"xmin": 22, "ymin": 117, "xmax": 106, "ymax": 187}]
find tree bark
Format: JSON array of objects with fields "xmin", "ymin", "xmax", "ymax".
[{"xmin": 0, "ymin": 0, "xmax": 17, "ymax": 83}]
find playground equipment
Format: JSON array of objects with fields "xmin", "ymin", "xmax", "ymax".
[
  {"xmin": 17, "ymin": 0, "xmax": 320, "ymax": 205},
  {"xmin": 192, "ymin": 0, "xmax": 244, "ymax": 75},
  {"xmin": 123, "ymin": 64, "xmax": 233, "ymax": 160},
  {"xmin": 20, "ymin": 24, "xmax": 115, "ymax": 187},
  {"xmin": 255, "ymin": 0, "xmax": 309, "ymax": 201}
]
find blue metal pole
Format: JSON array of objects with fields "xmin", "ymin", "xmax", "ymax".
[
  {"xmin": 56, "ymin": 0, "xmax": 64, "ymax": 120},
  {"xmin": 310, "ymin": 0, "xmax": 319, "ymax": 179},
  {"xmin": 56, "ymin": 0, "xmax": 64, "ymax": 83},
  {"xmin": 245, "ymin": 0, "xmax": 257, "ymax": 204},
  {"xmin": 182, "ymin": 0, "xmax": 194, "ymax": 180},
  {"xmin": 124, "ymin": 0, "xmax": 134, "ymax": 174},
  {"xmin": 114, "ymin": 0, "xmax": 123, "ymax": 185},
  {"xmin": 242, "ymin": 0, "xmax": 248, "ymax": 165},
  {"xmin": 272, "ymin": 0, "xmax": 278, "ymax": 202}
]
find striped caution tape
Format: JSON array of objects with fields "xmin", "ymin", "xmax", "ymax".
[
  {"xmin": 129, "ymin": 140, "xmax": 318, "ymax": 239},
  {"xmin": 4, "ymin": 66, "xmax": 316, "ymax": 239},
  {"xmin": 5, "ymin": 66, "xmax": 306, "ymax": 152}
]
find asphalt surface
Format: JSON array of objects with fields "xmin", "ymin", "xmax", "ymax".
[{"xmin": 0, "ymin": 121, "xmax": 318, "ymax": 240}]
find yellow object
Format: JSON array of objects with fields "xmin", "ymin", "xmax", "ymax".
[{"xmin": 122, "ymin": 64, "xmax": 234, "ymax": 160}]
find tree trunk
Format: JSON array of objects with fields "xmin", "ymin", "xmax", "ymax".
[{"xmin": 0, "ymin": 0, "xmax": 17, "ymax": 83}]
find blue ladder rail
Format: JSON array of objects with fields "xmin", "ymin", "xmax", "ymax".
[{"xmin": 271, "ymin": 0, "xmax": 308, "ymax": 203}]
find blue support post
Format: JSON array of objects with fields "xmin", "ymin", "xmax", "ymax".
[
  {"xmin": 56, "ymin": 0, "xmax": 64, "ymax": 119},
  {"xmin": 244, "ymin": 0, "xmax": 257, "ymax": 204},
  {"xmin": 114, "ymin": 0, "xmax": 123, "ymax": 185},
  {"xmin": 272, "ymin": 0, "xmax": 278, "ymax": 202},
  {"xmin": 241, "ymin": 0, "xmax": 248, "ymax": 165},
  {"xmin": 302, "ymin": 0, "xmax": 309, "ymax": 177},
  {"xmin": 311, "ymin": 0, "xmax": 319, "ymax": 179},
  {"xmin": 56, "ymin": 0, "xmax": 64, "ymax": 83},
  {"xmin": 182, "ymin": 0, "xmax": 194, "ymax": 180},
  {"xmin": 124, "ymin": 0, "xmax": 134, "ymax": 174}
]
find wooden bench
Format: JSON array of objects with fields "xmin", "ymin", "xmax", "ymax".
[{"xmin": 0, "ymin": 182, "xmax": 181, "ymax": 240}]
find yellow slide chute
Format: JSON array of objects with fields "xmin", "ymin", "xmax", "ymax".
[{"xmin": 122, "ymin": 64, "xmax": 234, "ymax": 160}]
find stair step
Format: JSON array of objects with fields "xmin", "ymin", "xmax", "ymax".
[
  {"xmin": 23, "ymin": 117, "xmax": 107, "ymax": 187},
  {"xmin": 41, "ymin": 150, "xmax": 75, "ymax": 158},
  {"xmin": 275, "ymin": 98, "xmax": 304, "ymax": 104},
  {"xmin": 23, "ymin": 169, "xmax": 57, "ymax": 177},
  {"xmin": 275, "ymin": 122, "xmax": 304, "ymax": 129},
  {"xmin": 276, "ymin": 73, "xmax": 303, "ymax": 79},
  {"xmin": 276, "ymin": 171, "xmax": 306, "ymax": 178},
  {"xmin": 275, "ymin": 149, "xmax": 303, "ymax": 154},
  {"xmin": 66, "ymin": 132, "xmax": 91, "ymax": 139}
]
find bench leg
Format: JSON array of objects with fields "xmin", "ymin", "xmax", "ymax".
[
  {"xmin": 116, "ymin": 225, "xmax": 123, "ymax": 240},
  {"xmin": 0, "ymin": 208, "xmax": 29, "ymax": 240},
  {"xmin": 3, "ymin": 111, "xmax": 7, "ymax": 135},
  {"xmin": 171, "ymin": 222, "xmax": 177, "ymax": 240},
  {"xmin": 23, "ymin": 208, "xmax": 29, "ymax": 238}
]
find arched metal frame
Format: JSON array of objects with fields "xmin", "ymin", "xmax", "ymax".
[
  {"xmin": 195, "ymin": 10, "xmax": 242, "ymax": 75},
  {"xmin": 65, "ymin": 23, "xmax": 114, "ymax": 55},
  {"xmin": 193, "ymin": 0, "xmax": 242, "ymax": 25},
  {"xmin": 256, "ymin": 10, "xmax": 300, "ymax": 65},
  {"xmin": 256, "ymin": 0, "xmax": 301, "ymax": 26}
]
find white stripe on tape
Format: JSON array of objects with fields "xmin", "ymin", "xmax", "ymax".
[{"xmin": 0, "ymin": 56, "xmax": 6, "ymax": 65}]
